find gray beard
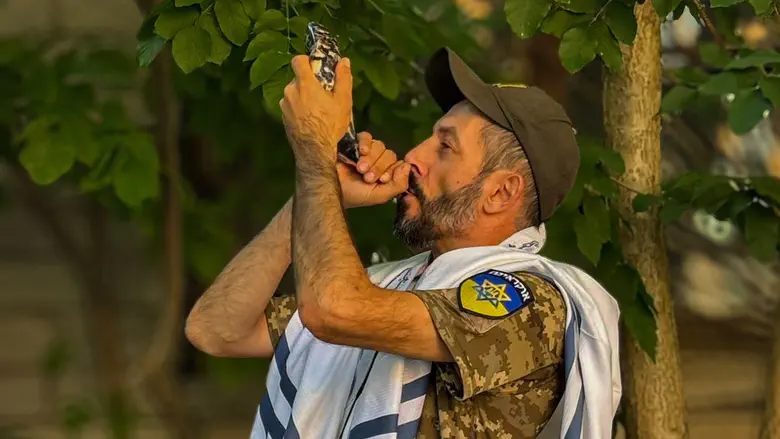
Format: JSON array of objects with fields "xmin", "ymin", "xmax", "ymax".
[{"xmin": 392, "ymin": 176, "xmax": 485, "ymax": 253}]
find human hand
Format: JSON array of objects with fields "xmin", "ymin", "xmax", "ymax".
[
  {"xmin": 280, "ymin": 55, "xmax": 353, "ymax": 169},
  {"xmin": 338, "ymin": 132, "xmax": 411, "ymax": 208}
]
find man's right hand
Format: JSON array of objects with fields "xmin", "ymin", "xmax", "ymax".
[{"xmin": 338, "ymin": 132, "xmax": 411, "ymax": 208}]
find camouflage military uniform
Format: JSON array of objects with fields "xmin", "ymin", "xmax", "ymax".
[{"xmin": 264, "ymin": 271, "xmax": 566, "ymax": 438}]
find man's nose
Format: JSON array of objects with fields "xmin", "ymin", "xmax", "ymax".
[{"xmin": 404, "ymin": 146, "xmax": 426, "ymax": 180}]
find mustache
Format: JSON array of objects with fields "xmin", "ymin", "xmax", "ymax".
[{"xmin": 407, "ymin": 174, "xmax": 425, "ymax": 200}]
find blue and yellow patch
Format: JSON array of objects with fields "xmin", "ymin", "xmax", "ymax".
[{"xmin": 457, "ymin": 270, "xmax": 534, "ymax": 319}]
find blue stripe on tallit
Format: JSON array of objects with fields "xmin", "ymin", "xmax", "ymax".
[
  {"xmin": 260, "ymin": 395, "xmax": 285, "ymax": 439},
  {"xmin": 563, "ymin": 300, "xmax": 584, "ymax": 439},
  {"xmin": 397, "ymin": 420, "xmax": 421, "ymax": 439},
  {"xmin": 275, "ymin": 334, "xmax": 297, "ymax": 405},
  {"xmin": 283, "ymin": 419, "xmax": 301, "ymax": 439},
  {"xmin": 563, "ymin": 304, "xmax": 579, "ymax": 378},
  {"xmin": 348, "ymin": 414, "xmax": 398, "ymax": 439},
  {"xmin": 564, "ymin": 389, "xmax": 586, "ymax": 439},
  {"xmin": 400, "ymin": 374, "xmax": 429, "ymax": 403}
]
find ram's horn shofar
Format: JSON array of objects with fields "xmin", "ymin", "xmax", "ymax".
[{"xmin": 305, "ymin": 21, "xmax": 360, "ymax": 165}]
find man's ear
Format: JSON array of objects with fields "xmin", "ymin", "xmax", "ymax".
[{"xmin": 482, "ymin": 170, "xmax": 524, "ymax": 215}]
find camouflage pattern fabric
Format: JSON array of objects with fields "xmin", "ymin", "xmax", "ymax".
[
  {"xmin": 263, "ymin": 272, "xmax": 566, "ymax": 438},
  {"xmin": 265, "ymin": 294, "xmax": 297, "ymax": 348}
]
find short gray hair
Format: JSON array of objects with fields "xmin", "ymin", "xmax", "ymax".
[{"xmin": 478, "ymin": 121, "xmax": 540, "ymax": 228}]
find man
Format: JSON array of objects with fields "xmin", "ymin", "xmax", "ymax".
[{"xmin": 185, "ymin": 48, "xmax": 620, "ymax": 438}]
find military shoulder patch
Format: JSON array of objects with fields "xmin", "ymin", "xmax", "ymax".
[{"xmin": 457, "ymin": 270, "xmax": 535, "ymax": 319}]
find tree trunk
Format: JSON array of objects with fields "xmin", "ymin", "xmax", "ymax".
[
  {"xmin": 602, "ymin": 3, "xmax": 688, "ymax": 439},
  {"xmin": 762, "ymin": 312, "xmax": 780, "ymax": 439}
]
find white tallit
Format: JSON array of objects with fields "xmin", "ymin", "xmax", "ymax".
[{"xmin": 251, "ymin": 225, "xmax": 621, "ymax": 439}]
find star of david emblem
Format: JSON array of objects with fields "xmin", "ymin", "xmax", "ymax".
[{"xmin": 473, "ymin": 279, "xmax": 511, "ymax": 308}]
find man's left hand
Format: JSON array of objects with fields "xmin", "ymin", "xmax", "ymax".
[{"xmin": 280, "ymin": 55, "xmax": 353, "ymax": 169}]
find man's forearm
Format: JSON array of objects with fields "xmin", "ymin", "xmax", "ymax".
[
  {"xmin": 185, "ymin": 197, "xmax": 293, "ymax": 357},
  {"xmin": 291, "ymin": 164, "xmax": 371, "ymax": 328}
]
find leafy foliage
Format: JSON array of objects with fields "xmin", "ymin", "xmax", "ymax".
[
  {"xmin": 633, "ymin": 174, "xmax": 780, "ymax": 261},
  {"xmin": 506, "ymin": 0, "xmax": 780, "ymax": 359},
  {"xmin": 541, "ymin": 137, "xmax": 660, "ymax": 357},
  {"xmin": 0, "ymin": 39, "xmax": 161, "ymax": 209}
]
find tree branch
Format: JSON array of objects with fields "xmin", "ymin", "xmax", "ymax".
[{"xmin": 692, "ymin": 0, "xmax": 725, "ymax": 49}]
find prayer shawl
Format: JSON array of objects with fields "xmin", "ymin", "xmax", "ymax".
[{"xmin": 251, "ymin": 225, "xmax": 621, "ymax": 439}]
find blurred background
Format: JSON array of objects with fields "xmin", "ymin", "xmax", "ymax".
[{"xmin": 0, "ymin": 0, "xmax": 778, "ymax": 438}]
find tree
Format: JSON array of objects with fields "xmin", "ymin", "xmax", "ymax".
[{"xmin": 503, "ymin": 0, "xmax": 780, "ymax": 437}]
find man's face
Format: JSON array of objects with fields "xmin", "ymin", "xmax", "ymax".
[{"xmin": 393, "ymin": 102, "xmax": 488, "ymax": 252}]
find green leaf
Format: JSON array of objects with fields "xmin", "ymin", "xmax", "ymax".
[
  {"xmin": 623, "ymin": 292, "xmax": 658, "ymax": 361},
  {"xmin": 215, "ymin": 0, "xmax": 252, "ymax": 45},
  {"xmin": 382, "ymin": 14, "xmax": 427, "ymax": 59},
  {"xmin": 250, "ymin": 51, "xmax": 292, "ymax": 90},
  {"xmin": 136, "ymin": 35, "xmax": 166, "ymax": 67},
  {"xmin": 598, "ymin": 148, "xmax": 625, "ymax": 174},
  {"xmin": 632, "ymin": 193, "xmax": 663, "ymax": 212},
  {"xmin": 698, "ymin": 71, "xmax": 741, "ymax": 95},
  {"xmin": 254, "ymin": 9, "xmax": 287, "ymax": 32},
  {"xmin": 574, "ymin": 213, "xmax": 603, "ymax": 265},
  {"xmin": 659, "ymin": 199, "xmax": 689, "ymax": 224},
  {"xmin": 176, "ymin": 0, "xmax": 204, "ymax": 5},
  {"xmin": 750, "ymin": 0, "xmax": 773, "ymax": 14},
  {"xmin": 172, "ymin": 25, "xmax": 212, "ymax": 74},
  {"xmin": 728, "ymin": 90, "xmax": 771, "ymax": 134},
  {"xmin": 61, "ymin": 116, "xmax": 99, "ymax": 166},
  {"xmin": 589, "ymin": 174, "xmax": 620, "ymax": 198},
  {"xmin": 562, "ymin": 0, "xmax": 604, "ymax": 13},
  {"xmin": 583, "ymin": 195, "xmax": 611, "ymax": 242},
  {"xmin": 653, "ymin": 0, "xmax": 682, "ymax": 17},
  {"xmin": 363, "ymin": 57, "xmax": 401, "ymax": 100},
  {"xmin": 245, "ymin": 0, "xmax": 267, "ymax": 20},
  {"xmin": 759, "ymin": 76, "xmax": 780, "ymax": 108},
  {"xmin": 80, "ymin": 150, "xmax": 116, "ymax": 192},
  {"xmin": 714, "ymin": 191, "xmax": 754, "ymax": 220},
  {"xmin": 201, "ymin": 11, "xmax": 233, "ymax": 65},
  {"xmin": 112, "ymin": 135, "xmax": 160, "ymax": 207},
  {"xmin": 699, "ymin": 42, "xmax": 732, "ymax": 68},
  {"xmin": 244, "ymin": 31, "xmax": 287, "ymax": 60},
  {"xmin": 673, "ymin": 67, "xmax": 709, "ymax": 85},
  {"xmin": 154, "ymin": 7, "xmax": 199, "ymax": 39},
  {"xmin": 743, "ymin": 205, "xmax": 779, "ymax": 261},
  {"xmin": 540, "ymin": 10, "xmax": 591, "ymax": 37},
  {"xmin": 605, "ymin": 1, "xmax": 636, "ymax": 44},
  {"xmin": 126, "ymin": 132, "xmax": 160, "ymax": 171},
  {"xmin": 19, "ymin": 118, "xmax": 77, "ymax": 185},
  {"xmin": 289, "ymin": 15, "xmax": 309, "ymax": 36},
  {"xmin": 263, "ymin": 65, "xmax": 294, "ymax": 118},
  {"xmin": 672, "ymin": 2, "xmax": 687, "ymax": 19},
  {"xmin": 505, "ymin": 0, "xmax": 553, "ymax": 39},
  {"xmin": 753, "ymin": 177, "xmax": 780, "ymax": 204},
  {"xmin": 591, "ymin": 20, "xmax": 622, "ymax": 71},
  {"xmin": 660, "ymin": 85, "xmax": 696, "ymax": 113},
  {"xmin": 711, "ymin": 0, "xmax": 744, "ymax": 6},
  {"xmin": 290, "ymin": 36, "xmax": 306, "ymax": 54},
  {"xmin": 726, "ymin": 50, "xmax": 780, "ymax": 70},
  {"xmin": 559, "ymin": 27, "xmax": 598, "ymax": 73}
]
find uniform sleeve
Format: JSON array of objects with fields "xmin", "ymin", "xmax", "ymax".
[
  {"xmin": 409, "ymin": 271, "xmax": 566, "ymax": 400},
  {"xmin": 264, "ymin": 294, "xmax": 297, "ymax": 349}
]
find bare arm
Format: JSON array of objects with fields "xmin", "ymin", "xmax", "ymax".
[
  {"xmin": 292, "ymin": 165, "xmax": 453, "ymax": 363},
  {"xmin": 185, "ymin": 197, "xmax": 292, "ymax": 358}
]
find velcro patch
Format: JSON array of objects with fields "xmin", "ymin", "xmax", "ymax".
[{"xmin": 457, "ymin": 270, "xmax": 535, "ymax": 319}]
